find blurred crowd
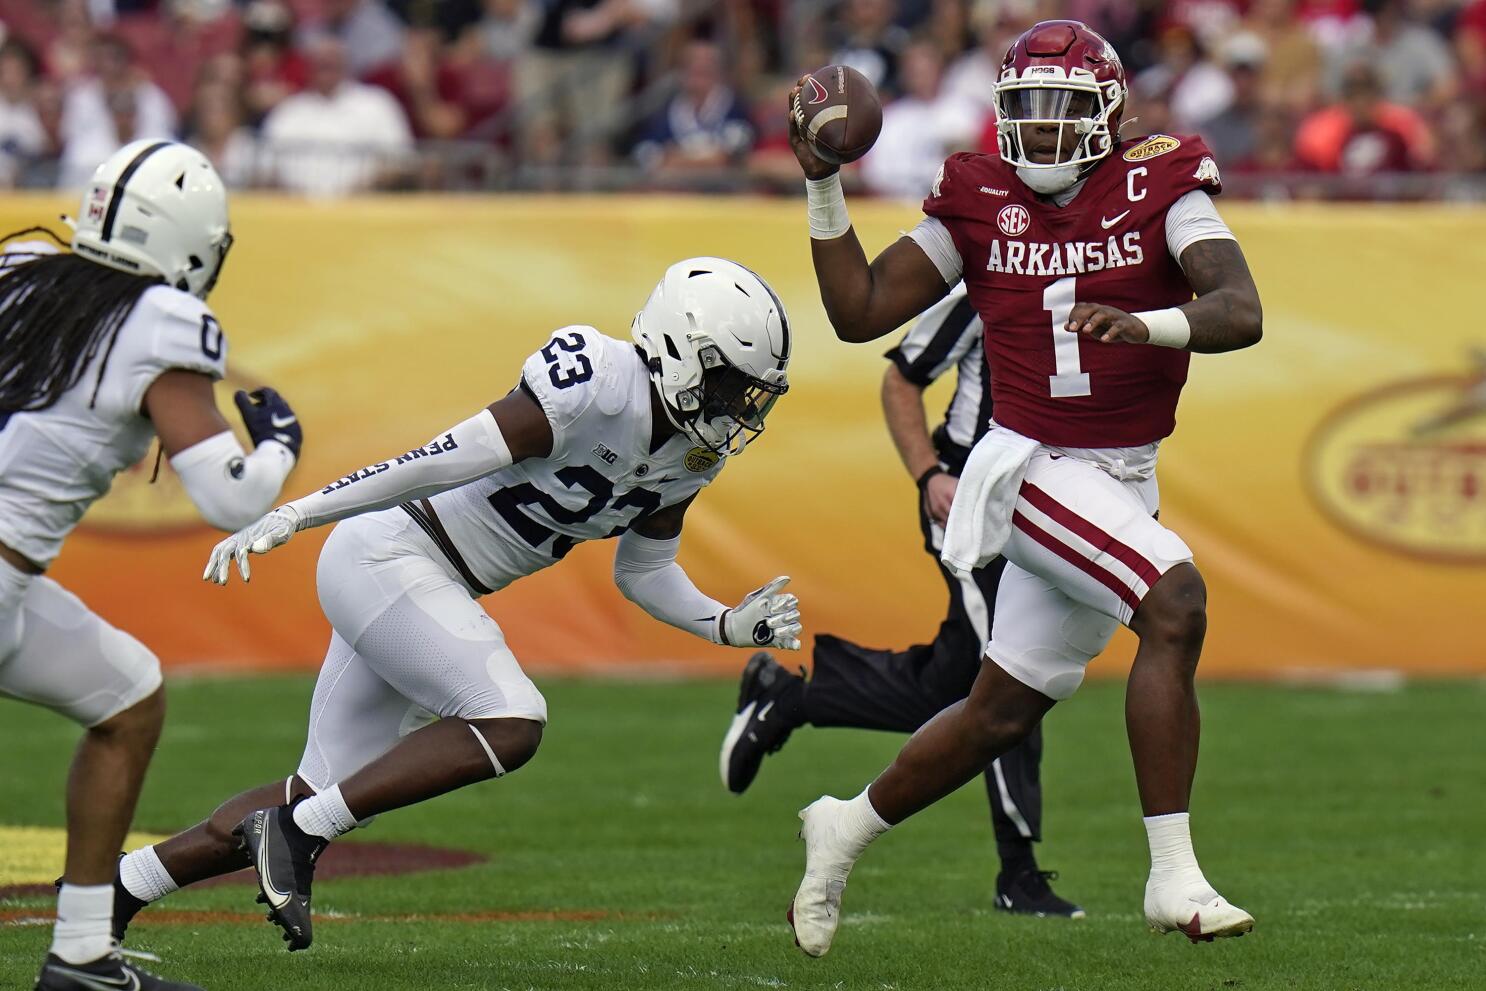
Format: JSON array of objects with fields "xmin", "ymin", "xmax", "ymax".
[{"xmin": 0, "ymin": 0, "xmax": 1481, "ymax": 197}]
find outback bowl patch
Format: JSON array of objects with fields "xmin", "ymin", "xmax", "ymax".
[
  {"xmin": 1123, "ymin": 135, "xmax": 1181, "ymax": 162},
  {"xmin": 684, "ymin": 447, "xmax": 721, "ymax": 472}
]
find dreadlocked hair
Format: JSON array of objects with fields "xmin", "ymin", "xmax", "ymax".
[{"xmin": 0, "ymin": 226, "xmax": 165, "ymax": 413}]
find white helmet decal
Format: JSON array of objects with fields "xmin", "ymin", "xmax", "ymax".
[
  {"xmin": 631, "ymin": 257, "xmax": 790, "ymax": 456},
  {"xmin": 70, "ymin": 140, "xmax": 233, "ymax": 299}
]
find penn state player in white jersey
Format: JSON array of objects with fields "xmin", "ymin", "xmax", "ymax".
[
  {"xmin": 112, "ymin": 258, "xmax": 800, "ymax": 953},
  {"xmin": 0, "ymin": 141, "xmax": 302, "ymax": 991}
]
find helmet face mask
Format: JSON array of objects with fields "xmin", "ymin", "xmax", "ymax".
[
  {"xmin": 685, "ymin": 352, "xmax": 787, "ymax": 455},
  {"xmin": 632, "ymin": 257, "xmax": 791, "ymax": 458},
  {"xmin": 196, "ymin": 230, "xmax": 234, "ymax": 297},
  {"xmin": 995, "ymin": 21, "xmax": 1127, "ymax": 195}
]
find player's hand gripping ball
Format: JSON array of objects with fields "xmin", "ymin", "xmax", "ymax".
[
  {"xmin": 722, "ymin": 576, "xmax": 802, "ymax": 651},
  {"xmin": 788, "ymin": 64, "xmax": 883, "ymax": 174}
]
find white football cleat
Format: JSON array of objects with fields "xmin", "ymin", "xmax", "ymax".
[
  {"xmin": 787, "ymin": 797, "xmax": 866, "ymax": 958},
  {"xmin": 1145, "ymin": 878, "xmax": 1254, "ymax": 942}
]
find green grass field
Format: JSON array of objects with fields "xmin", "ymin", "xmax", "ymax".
[{"xmin": 2, "ymin": 674, "xmax": 1481, "ymax": 990}]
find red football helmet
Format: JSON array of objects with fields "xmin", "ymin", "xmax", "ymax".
[{"xmin": 994, "ymin": 20, "xmax": 1127, "ymax": 193}]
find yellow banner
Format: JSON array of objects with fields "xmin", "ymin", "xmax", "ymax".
[{"xmin": 3, "ymin": 195, "xmax": 1482, "ymax": 677}]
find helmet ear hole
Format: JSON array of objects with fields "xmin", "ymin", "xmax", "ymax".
[
  {"xmin": 663, "ymin": 334, "xmax": 682, "ymax": 361},
  {"xmin": 188, "ymin": 254, "xmax": 203, "ymax": 271}
]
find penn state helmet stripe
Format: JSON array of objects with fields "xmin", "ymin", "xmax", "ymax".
[
  {"xmin": 100, "ymin": 141, "xmax": 173, "ymax": 243},
  {"xmin": 736, "ymin": 261, "xmax": 790, "ymax": 368}
]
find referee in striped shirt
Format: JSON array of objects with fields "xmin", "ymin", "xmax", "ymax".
[{"xmin": 720, "ymin": 284, "xmax": 1082, "ymax": 918}]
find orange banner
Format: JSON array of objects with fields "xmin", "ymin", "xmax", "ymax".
[{"xmin": 4, "ymin": 194, "xmax": 1482, "ymax": 677}]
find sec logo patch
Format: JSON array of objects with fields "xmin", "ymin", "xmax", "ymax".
[{"xmin": 997, "ymin": 204, "xmax": 1030, "ymax": 237}]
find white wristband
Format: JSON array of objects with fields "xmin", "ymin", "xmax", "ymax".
[
  {"xmin": 1134, "ymin": 307, "xmax": 1191, "ymax": 349},
  {"xmin": 806, "ymin": 174, "xmax": 850, "ymax": 240}
]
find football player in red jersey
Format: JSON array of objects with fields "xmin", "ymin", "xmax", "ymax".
[{"xmin": 784, "ymin": 21, "xmax": 1262, "ymax": 955}]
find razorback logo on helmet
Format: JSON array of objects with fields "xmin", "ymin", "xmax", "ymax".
[
  {"xmin": 930, "ymin": 163, "xmax": 945, "ymax": 199},
  {"xmin": 1122, "ymin": 135, "xmax": 1182, "ymax": 162},
  {"xmin": 1194, "ymin": 156, "xmax": 1222, "ymax": 187}
]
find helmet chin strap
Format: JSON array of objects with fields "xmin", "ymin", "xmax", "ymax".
[{"xmin": 1016, "ymin": 163, "xmax": 1083, "ymax": 194}]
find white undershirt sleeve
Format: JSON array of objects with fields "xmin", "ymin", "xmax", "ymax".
[
  {"xmin": 284, "ymin": 409, "xmax": 513, "ymax": 529},
  {"xmin": 1164, "ymin": 190, "xmax": 1236, "ymax": 262},
  {"xmin": 905, "ymin": 216, "xmax": 964, "ymax": 284},
  {"xmin": 171, "ymin": 431, "xmax": 295, "ymax": 531},
  {"xmin": 612, "ymin": 530, "xmax": 727, "ymax": 644}
]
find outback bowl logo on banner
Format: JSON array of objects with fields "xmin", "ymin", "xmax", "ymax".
[{"xmin": 1306, "ymin": 352, "xmax": 1486, "ymax": 562}]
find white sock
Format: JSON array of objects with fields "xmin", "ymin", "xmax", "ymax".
[
  {"xmin": 840, "ymin": 787, "xmax": 891, "ymax": 855},
  {"xmin": 50, "ymin": 884, "xmax": 113, "ymax": 965},
  {"xmin": 291, "ymin": 784, "xmax": 358, "ymax": 841},
  {"xmin": 118, "ymin": 846, "xmax": 178, "ymax": 904},
  {"xmin": 1143, "ymin": 812, "xmax": 1216, "ymax": 897}
]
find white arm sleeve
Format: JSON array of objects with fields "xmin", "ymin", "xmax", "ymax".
[
  {"xmin": 906, "ymin": 216, "xmax": 964, "ymax": 284},
  {"xmin": 1165, "ymin": 190, "xmax": 1236, "ymax": 261},
  {"xmin": 170, "ymin": 431, "xmax": 295, "ymax": 532},
  {"xmin": 284, "ymin": 409, "xmax": 513, "ymax": 529},
  {"xmin": 612, "ymin": 531, "xmax": 727, "ymax": 644}
]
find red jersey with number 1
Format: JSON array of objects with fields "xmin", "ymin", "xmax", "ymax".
[{"xmin": 922, "ymin": 134, "xmax": 1223, "ymax": 448}]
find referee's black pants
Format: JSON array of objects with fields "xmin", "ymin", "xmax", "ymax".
[{"xmin": 804, "ymin": 486, "xmax": 1045, "ymax": 853}]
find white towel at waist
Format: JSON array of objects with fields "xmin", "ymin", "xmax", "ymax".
[{"xmin": 939, "ymin": 424, "xmax": 1040, "ymax": 578}]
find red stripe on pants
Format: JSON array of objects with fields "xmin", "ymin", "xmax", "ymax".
[
  {"xmin": 1011, "ymin": 510, "xmax": 1142, "ymax": 613},
  {"xmin": 1019, "ymin": 482, "xmax": 1163, "ymax": 590}
]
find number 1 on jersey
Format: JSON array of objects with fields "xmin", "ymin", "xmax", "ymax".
[{"xmin": 1044, "ymin": 277, "xmax": 1091, "ymax": 398}]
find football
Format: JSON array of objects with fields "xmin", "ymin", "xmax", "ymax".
[{"xmin": 793, "ymin": 64, "xmax": 883, "ymax": 165}]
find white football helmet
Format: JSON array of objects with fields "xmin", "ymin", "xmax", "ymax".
[
  {"xmin": 632, "ymin": 257, "xmax": 790, "ymax": 456},
  {"xmin": 70, "ymin": 140, "xmax": 233, "ymax": 299}
]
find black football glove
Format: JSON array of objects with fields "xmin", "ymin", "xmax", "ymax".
[{"xmin": 234, "ymin": 387, "xmax": 302, "ymax": 461}]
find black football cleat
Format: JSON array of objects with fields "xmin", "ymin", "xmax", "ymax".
[
  {"xmin": 234, "ymin": 804, "xmax": 328, "ymax": 951},
  {"xmin": 994, "ymin": 868, "xmax": 1086, "ymax": 919},
  {"xmin": 111, "ymin": 876, "xmax": 148, "ymax": 944},
  {"xmin": 34, "ymin": 951, "xmax": 204, "ymax": 991},
  {"xmin": 720, "ymin": 651, "xmax": 806, "ymax": 794}
]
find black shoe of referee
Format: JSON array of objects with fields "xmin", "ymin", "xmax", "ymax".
[
  {"xmin": 995, "ymin": 867, "xmax": 1086, "ymax": 919},
  {"xmin": 720, "ymin": 652, "xmax": 806, "ymax": 794}
]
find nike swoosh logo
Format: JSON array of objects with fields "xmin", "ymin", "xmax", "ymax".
[
  {"xmin": 756, "ymin": 700, "xmax": 775, "ymax": 722},
  {"xmin": 1100, "ymin": 211, "xmax": 1130, "ymax": 229},
  {"xmin": 256, "ymin": 818, "xmax": 293, "ymax": 909},
  {"xmin": 44, "ymin": 965, "xmax": 140, "ymax": 990},
  {"xmin": 270, "ymin": 413, "xmax": 297, "ymax": 428}
]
